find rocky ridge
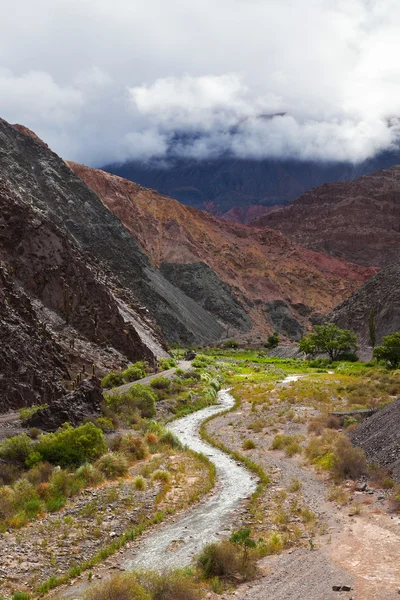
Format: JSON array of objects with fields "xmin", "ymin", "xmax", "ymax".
[
  {"xmin": 329, "ymin": 263, "xmax": 400, "ymax": 345},
  {"xmin": 0, "ymin": 118, "xmax": 235, "ymax": 408}
]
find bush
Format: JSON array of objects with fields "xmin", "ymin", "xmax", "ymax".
[
  {"xmin": 159, "ymin": 358, "xmax": 177, "ymax": 370},
  {"xmin": 0, "ymin": 434, "xmax": 33, "ymax": 466},
  {"xmin": 108, "ymin": 384, "xmax": 157, "ymax": 419},
  {"xmin": 271, "ymin": 434, "xmax": 302, "ymax": 456},
  {"xmin": 197, "ymin": 541, "xmax": 244, "ymax": 580},
  {"xmin": 332, "ymin": 438, "xmax": 367, "ymax": 479},
  {"xmin": 101, "ymin": 371, "xmax": 124, "ymax": 389},
  {"xmin": 36, "ymin": 423, "xmax": 107, "ymax": 468},
  {"xmin": 49, "ymin": 470, "xmax": 83, "ymax": 498},
  {"xmin": 0, "ymin": 463, "xmax": 21, "ymax": 485},
  {"xmin": 242, "ymin": 439, "xmax": 256, "ymax": 450},
  {"xmin": 26, "ymin": 462, "xmax": 53, "ymax": 485},
  {"xmin": 134, "ymin": 476, "xmax": 146, "ymax": 491},
  {"xmin": 264, "ymin": 332, "xmax": 280, "ymax": 349},
  {"xmin": 159, "ymin": 431, "xmax": 182, "ymax": 449},
  {"xmin": 223, "ymin": 340, "xmax": 239, "ymax": 349},
  {"xmin": 84, "ymin": 573, "xmax": 151, "ymax": 600},
  {"xmin": 122, "ymin": 362, "xmax": 147, "ymax": 382},
  {"xmin": 12, "ymin": 593, "xmax": 31, "ymax": 600},
  {"xmin": 150, "ymin": 376, "xmax": 172, "ymax": 391},
  {"xmin": 119, "ymin": 435, "xmax": 149, "ymax": 461},
  {"xmin": 152, "ymin": 470, "xmax": 170, "ymax": 483},
  {"xmin": 93, "ymin": 417, "xmax": 115, "ymax": 432},
  {"xmin": 95, "ymin": 452, "xmax": 129, "ymax": 479},
  {"xmin": 19, "ymin": 404, "xmax": 48, "ymax": 424},
  {"xmin": 75, "ymin": 463, "xmax": 104, "ymax": 486},
  {"xmin": 138, "ymin": 570, "xmax": 203, "ymax": 600}
]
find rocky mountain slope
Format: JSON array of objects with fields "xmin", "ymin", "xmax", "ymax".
[
  {"xmin": 253, "ymin": 167, "xmax": 400, "ymax": 268},
  {"xmin": 329, "ymin": 264, "xmax": 400, "ymax": 345},
  {"xmin": 69, "ymin": 162, "xmax": 375, "ymax": 345},
  {"xmin": 0, "ymin": 118, "xmax": 232, "ymax": 407},
  {"xmin": 103, "ymin": 150, "xmax": 400, "ymax": 223}
]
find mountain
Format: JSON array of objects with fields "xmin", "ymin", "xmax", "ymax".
[
  {"xmin": 102, "ymin": 151, "xmax": 400, "ymax": 223},
  {"xmin": 69, "ymin": 162, "xmax": 375, "ymax": 345},
  {"xmin": 253, "ymin": 167, "xmax": 400, "ymax": 268},
  {"xmin": 329, "ymin": 264, "xmax": 400, "ymax": 346},
  {"xmin": 0, "ymin": 118, "xmax": 232, "ymax": 407}
]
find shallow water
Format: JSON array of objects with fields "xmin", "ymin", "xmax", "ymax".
[{"xmin": 123, "ymin": 388, "xmax": 258, "ymax": 571}]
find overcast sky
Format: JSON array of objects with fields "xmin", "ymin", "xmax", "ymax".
[{"xmin": 2, "ymin": 0, "xmax": 400, "ymax": 165}]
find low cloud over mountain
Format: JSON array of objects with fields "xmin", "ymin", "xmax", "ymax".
[{"xmin": 2, "ymin": 0, "xmax": 400, "ymax": 165}]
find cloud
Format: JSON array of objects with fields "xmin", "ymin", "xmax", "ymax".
[{"xmin": 1, "ymin": 0, "xmax": 400, "ymax": 164}]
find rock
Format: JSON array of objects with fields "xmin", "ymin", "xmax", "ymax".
[
  {"xmin": 356, "ymin": 482, "xmax": 367, "ymax": 492},
  {"xmin": 27, "ymin": 377, "xmax": 103, "ymax": 430},
  {"xmin": 184, "ymin": 350, "xmax": 197, "ymax": 361}
]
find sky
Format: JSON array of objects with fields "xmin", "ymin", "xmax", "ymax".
[{"xmin": 2, "ymin": 0, "xmax": 400, "ymax": 166}]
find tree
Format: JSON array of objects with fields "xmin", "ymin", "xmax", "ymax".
[
  {"xmin": 299, "ymin": 323, "xmax": 358, "ymax": 361},
  {"xmin": 264, "ymin": 331, "xmax": 280, "ymax": 349},
  {"xmin": 373, "ymin": 332, "xmax": 400, "ymax": 369},
  {"xmin": 368, "ymin": 308, "xmax": 376, "ymax": 348}
]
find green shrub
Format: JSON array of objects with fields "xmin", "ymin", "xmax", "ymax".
[
  {"xmin": 264, "ymin": 331, "xmax": 280, "ymax": 349},
  {"xmin": 36, "ymin": 423, "xmax": 107, "ymax": 468},
  {"xmin": 242, "ymin": 439, "xmax": 256, "ymax": 450},
  {"xmin": 150, "ymin": 376, "xmax": 172, "ymax": 390},
  {"xmin": 95, "ymin": 452, "xmax": 129, "ymax": 479},
  {"xmin": 75, "ymin": 463, "xmax": 104, "ymax": 486},
  {"xmin": 159, "ymin": 358, "xmax": 177, "ymax": 370},
  {"xmin": 45, "ymin": 495, "xmax": 67, "ymax": 512},
  {"xmin": 93, "ymin": 417, "xmax": 115, "ymax": 432},
  {"xmin": 84, "ymin": 573, "xmax": 151, "ymax": 600},
  {"xmin": 0, "ymin": 434, "xmax": 33, "ymax": 466},
  {"xmin": 152, "ymin": 470, "xmax": 170, "ymax": 483},
  {"xmin": 108, "ymin": 385, "xmax": 157, "ymax": 420},
  {"xmin": 122, "ymin": 362, "xmax": 147, "ymax": 382},
  {"xmin": 137, "ymin": 569, "xmax": 203, "ymax": 600},
  {"xmin": 223, "ymin": 340, "xmax": 239, "ymax": 349},
  {"xmin": 134, "ymin": 476, "xmax": 146, "ymax": 491},
  {"xmin": 26, "ymin": 462, "xmax": 53, "ymax": 485},
  {"xmin": 19, "ymin": 404, "xmax": 48, "ymax": 424},
  {"xmin": 0, "ymin": 463, "xmax": 21, "ymax": 485},
  {"xmin": 197, "ymin": 541, "xmax": 242, "ymax": 579},
  {"xmin": 192, "ymin": 355, "xmax": 215, "ymax": 368},
  {"xmin": 12, "ymin": 592, "xmax": 31, "ymax": 600},
  {"xmin": 159, "ymin": 431, "xmax": 182, "ymax": 449},
  {"xmin": 101, "ymin": 371, "xmax": 124, "ymax": 389}
]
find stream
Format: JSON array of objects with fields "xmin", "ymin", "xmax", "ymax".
[{"xmin": 122, "ymin": 388, "xmax": 258, "ymax": 571}]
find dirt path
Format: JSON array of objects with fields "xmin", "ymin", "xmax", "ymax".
[{"xmin": 206, "ymin": 378, "xmax": 400, "ymax": 600}]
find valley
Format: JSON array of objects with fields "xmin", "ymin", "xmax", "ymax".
[{"xmin": 1, "ymin": 353, "xmax": 400, "ymax": 599}]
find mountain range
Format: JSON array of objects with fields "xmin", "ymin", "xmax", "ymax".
[
  {"xmin": 103, "ymin": 150, "xmax": 400, "ymax": 223},
  {"xmin": 1, "ymin": 116, "xmax": 400, "ymax": 407}
]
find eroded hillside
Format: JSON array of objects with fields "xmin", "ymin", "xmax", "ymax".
[{"xmin": 69, "ymin": 162, "xmax": 375, "ymax": 343}]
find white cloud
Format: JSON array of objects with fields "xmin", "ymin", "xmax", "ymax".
[{"xmin": 1, "ymin": 0, "xmax": 400, "ymax": 164}]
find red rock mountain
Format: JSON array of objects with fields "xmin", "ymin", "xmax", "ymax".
[
  {"xmin": 253, "ymin": 168, "xmax": 400, "ymax": 268},
  {"xmin": 69, "ymin": 162, "xmax": 375, "ymax": 344}
]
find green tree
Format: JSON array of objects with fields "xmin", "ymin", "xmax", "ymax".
[
  {"xmin": 368, "ymin": 308, "xmax": 376, "ymax": 348},
  {"xmin": 299, "ymin": 323, "xmax": 358, "ymax": 361},
  {"xmin": 373, "ymin": 332, "xmax": 400, "ymax": 369}
]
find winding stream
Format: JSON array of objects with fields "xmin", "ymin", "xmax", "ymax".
[{"xmin": 122, "ymin": 388, "xmax": 258, "ymax": 571}]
